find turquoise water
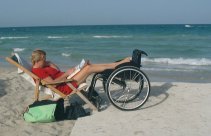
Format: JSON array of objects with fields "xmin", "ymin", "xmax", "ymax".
[{"xmin": 1, "ymin": 24, "xmax": 211, "ymax": 82}]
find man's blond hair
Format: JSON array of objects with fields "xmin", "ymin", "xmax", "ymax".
[{"xmin": 31, "ymin": 50, "xmax": 46, "ymax": 65}]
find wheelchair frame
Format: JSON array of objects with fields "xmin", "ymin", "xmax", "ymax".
[{"xmin": 88, "ymin": 49, "xmax": 151, "ymax": 111}]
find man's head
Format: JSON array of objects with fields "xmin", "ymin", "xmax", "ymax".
[{"xmin": 31, "ymin": 50, "xmax": 46, "ymax": 65}]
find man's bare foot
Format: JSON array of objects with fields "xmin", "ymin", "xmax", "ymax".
[
  {"xmin": 116, "ymin": 57, "xmax": 131, "ymax": 66},
  {"xmin": 123, "ymin": 57, "xmax": 132, "ymax": 63}
]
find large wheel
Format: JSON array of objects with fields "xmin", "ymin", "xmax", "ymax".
[{"xmin": 106, "ymin": 66, "xmax": 150, "ymax": 111}]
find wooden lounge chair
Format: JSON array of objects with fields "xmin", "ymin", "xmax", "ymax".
[{"xmin": 5, "ymin": 53, "xmax": 97, "ymax": 110}]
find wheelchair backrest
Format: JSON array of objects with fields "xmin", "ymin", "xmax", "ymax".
[{"xmin": 132, "ymin": 49, "xmax": 148, "ymax": 67}]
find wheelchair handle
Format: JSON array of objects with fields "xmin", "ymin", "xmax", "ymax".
[
  {"xmin": 139, "ymin": 50, "xmax": 148, "ymax": 56},
  {"xmin": 132, "ymin": 49, "xmax": 148, "ymax": 67}
]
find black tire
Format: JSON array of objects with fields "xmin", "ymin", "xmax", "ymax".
[{"xmin": 106, "ymin": 66, "xmax": 150, "ymax": 111}]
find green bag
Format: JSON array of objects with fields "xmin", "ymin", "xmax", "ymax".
[{"xmin": 24, "ymin": 100, "xmax": 57, "ymax": 123}]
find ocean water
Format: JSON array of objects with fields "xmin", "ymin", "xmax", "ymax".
[{"xmin": 0, "ymin": 24, "xmax": 211, "ymax": 82}]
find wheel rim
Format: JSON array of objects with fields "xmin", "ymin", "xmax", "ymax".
[{"xmin": 107, "ymin": 67, "xmax": 150, "ymax": 110}]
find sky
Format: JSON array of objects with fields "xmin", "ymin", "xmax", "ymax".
[{"xmin": 0, "ymin": 0, "xmax": 211, "ymax": 27}]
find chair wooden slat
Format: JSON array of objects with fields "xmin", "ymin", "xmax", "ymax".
[{"xmin": 5, "ymin": 56, "xmax": 97, "ymax": 110}]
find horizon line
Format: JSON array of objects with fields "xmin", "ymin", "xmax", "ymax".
[{"xmin": 0, "ymin": 23, "xmax": 211, "ymax": 29}]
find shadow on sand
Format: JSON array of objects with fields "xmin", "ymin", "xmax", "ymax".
[
  {"xmin": 68, "ymin": 82, "xmax": 175, "ymax": 112},
  {"xmin": 142, "ymin": 82, "xmax": 175, "ymax": 109},
  {"xmin": 96, "ymin": 82, "xmax": 175, "ymax": 111}
]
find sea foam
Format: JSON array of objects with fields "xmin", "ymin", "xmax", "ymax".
[
  {"xmin": 0, "ymin": 36, "xmax": 28, "ymax": 40},
  {"xmin": 13, "ymin": 48, "xmax": 25, "ymax": 52},
  {"xmin": 93, "ymin": 35, "xmax": 131, "ymax": 39},
  {"xmin": 142, "ymin": 67, "xmax": 194, "ymax": 72},
  {"xmin": 143, "ymin": 58, "xmax": 211, "ymax": 66},
  {"xmin": 185, "ymin": 25, "xmax": 192, "ymax": 28},
  {"xmin": 61, "ymin": 53, "xmax": 71, "ymax": 57},
  {"xmin": 47, "ymin": 36, "xmax": 67, "ymax": 39}
]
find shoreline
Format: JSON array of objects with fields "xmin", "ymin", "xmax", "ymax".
[{"xmin": 1, "ymin": 63, "xmax": 211, "ymax": 83}]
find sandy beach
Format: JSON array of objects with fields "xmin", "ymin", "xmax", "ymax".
[
  {"xmin": 0, "ymin": 67, "xmax": 211, "ymax": 136},
  {"xmin": 71, "ymin": 82, "xmax": 211, "ymax": 136},
  {"xmin": 0, "ymin": 68, "xmax": 75, "ymax": 136}
]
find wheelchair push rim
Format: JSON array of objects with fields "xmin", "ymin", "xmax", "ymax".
[{"xmin": 106, "ymin": 66, "xmax": 150, "ymax": 111}]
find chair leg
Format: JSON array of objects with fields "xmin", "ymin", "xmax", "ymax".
[
  {"xmin": 76, "ymin": 91, "xmax": 97, "ymax": 111},
  {"xmin": 34, "ymin": 80, "xmax": 40, "ymax": 101},
  {"xmin": 67, "ymin": 83, "xmax": 97, "ymax": 111}
]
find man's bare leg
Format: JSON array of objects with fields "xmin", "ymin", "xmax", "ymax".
[{"xmin": 73, "ymin": 57, "xmax": 131, "ymax": 84}]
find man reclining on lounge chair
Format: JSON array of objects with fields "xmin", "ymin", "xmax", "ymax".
[{"xmin": 31, "ymin": 50, "xmax": 131, "ymax": 95}]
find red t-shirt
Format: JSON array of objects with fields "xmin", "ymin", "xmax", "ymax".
[{"xmin": 32, "ymin": 66, "xmax": 78, "ymax": 95}]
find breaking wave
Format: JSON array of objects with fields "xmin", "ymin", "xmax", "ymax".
[
  {"xmin": 185, "ymin": 25, "xmax": 192, "ymax": 28},
  {"xmin": 0, "ymin": 36, "xmax": 28, "ymax": 40},
  {"xmin": 143, "ymin": 58, "xmax": 211, "ymax": 66},
  {"xmin": 61, "ymin": 53, "xmax": 71, "ymax": 57},
  {"xmin": 142, "ymin": 67, "xmax": 194, "ymax": 72},
  {"xmin": 93, "ymin": 35, "xmax": 132, "ymax": 39},
  {"xmin": 13, "ymin": 48, "xmax": 25, "ymax": 52},
  {"xmin": 47, "ymin": 36, "xmax": 67, "ymax": 39}
]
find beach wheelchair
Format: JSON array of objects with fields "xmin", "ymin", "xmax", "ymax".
[{"xmin": 88, "ymin": 49, "xmax": 151, "ymax": 111}]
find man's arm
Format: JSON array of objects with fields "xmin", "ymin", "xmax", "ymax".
[{"xmin": 42, "ymin": 72, "xmax": 70, "ymax": 87}]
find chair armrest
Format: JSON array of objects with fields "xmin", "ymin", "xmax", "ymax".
[{"xmin": 42, "ymin": 79, "xmax": 74, "ymax": 85}]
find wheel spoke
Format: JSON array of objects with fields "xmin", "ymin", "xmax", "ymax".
[
  {"xmin": 112, "ymin": 89, "xmax": 126, "ymax": 100},
  {"xmin": 115, "ymin": 95, "xmax": 126, "ymax": 103},
  {"xmin": 130, "ymin": 70, "xmax": 132, "ymax": 80},
  {"xmin": 132, "ymin": 72, "xmax": 140, "ymax": 81},
  {"xmin": 107, "ymin": 67, "xmax": 150, "ymax": 111}
]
